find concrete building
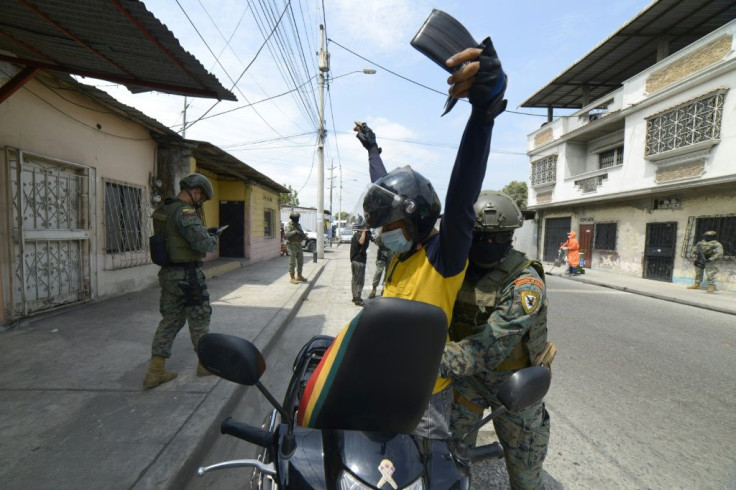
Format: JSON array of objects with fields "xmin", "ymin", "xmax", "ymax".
[{"xmin": 523, "ymin": 1, "xmax": 736, "ymax": 291}]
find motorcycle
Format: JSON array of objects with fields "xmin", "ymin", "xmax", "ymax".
[{"xmin": 196, "ymin": 297, "xmax": 551, "ymax": 489}]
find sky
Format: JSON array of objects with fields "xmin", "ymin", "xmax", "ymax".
[{"xmin": 87, "ymin": 0, "xmax": 653, "ymax": 219}]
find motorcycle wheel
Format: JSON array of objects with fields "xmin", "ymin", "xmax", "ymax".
[{"xmin": 250, "ymin": 409, "xmax": 279, "ymax": 490}]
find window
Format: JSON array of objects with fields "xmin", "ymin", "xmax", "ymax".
[
  {"xmin": 598, "ymin": 145, "xmax": 623, "ymax": 169},
  {"xmin": 645, "ymin": 91, "xmax": 725, "ymax": 156},
  {"xmin": 264, "ymin": 208, "xmax": 274, "ymax": 238},
  {"xmin": 594, "ymin": 223, "xmax": 617, "ymax": 251},
  {"xmin": 689, "ymin": 215, "xmax": 736, "ymax": 257},
  {"xmin": 530, "ymin": 155, "xmax": 557, "ymax": 186},
  {"xmin": 105, "ymin": 182, "xmax": 143, "ymax": 254}
]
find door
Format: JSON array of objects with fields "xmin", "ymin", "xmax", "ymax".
[
  {"xmin": 579, "ymin": 224, "xmax": 593, "ymax": 268},
  {"xmin": 643, "ymin": 222, "xmax": 677, "ymax": 282},
  {"xmin": 218, "ymin": 201, "xmax": 245, "ymax": 258},
  {"xmin": 543, "ymin": 217, "xmax": 571, "ymax": 262},
  {"xmin": 7, "ymin": 149, "xmax": 93, "ymax": 319}
]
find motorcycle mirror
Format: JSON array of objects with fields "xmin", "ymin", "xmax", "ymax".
[
  {"xmin": 197, "ymin": 333, "xmax": 266, "ymax": 386},
  {"xmin": 497, "ymin": 366, "xmax": 551, "ymax": 412}
]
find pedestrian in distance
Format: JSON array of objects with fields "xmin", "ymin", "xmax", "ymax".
[
  {"xmin": 284, "ymin": 212, "xmax": 308, "ymax": 284},
  {"xmin": 298, "ymin": 35, "xmax": 509, "ymax": 439},
  {"xmin": 687, "ymin": 230, "xmax": 724, "ymax": 293},
  {"xmin": 369, "ymin": 233, "xmax": 393, "ymax": 299},
  {"xmin": 349, "ymin": 221, "xmax": 371, "ymax": 306},
  {"xmin": 441, "ymin": 190, "xmax": 553, "ymax": 490},
  {"xmin": 560, "ymin": 231, "xmax": 580, "ymax": 275},
  {"xmin": 143, "ymin": 173, "xmax": 223, "ymax": 389}
]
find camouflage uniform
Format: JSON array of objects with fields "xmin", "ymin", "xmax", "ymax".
[
  {"xmin": 691, "ymin": 237, "xmax": 724, "ymax": 287},
  {"xmin": 284, "ymin": 220, "xmax": 306, "ymax": 277},
  {"xmin": 371, "ymin": 236, "xmax": 394, "ymax": 291},
  {"xmin": 441, "ymin": 249, "xmax": 550, "ymax": 490},
  {"xmin": 150, "ymin": 198, "xmax": 217, "ymax": 358}
]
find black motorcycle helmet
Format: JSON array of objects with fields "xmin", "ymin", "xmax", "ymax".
[{"xmin": 363, "ymin": 166, "xmax": 441, "ymax": 243}]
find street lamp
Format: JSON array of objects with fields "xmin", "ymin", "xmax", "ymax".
[{"xmin": 316, "ymin": 24, "xmax": 376, "ymax": 260}]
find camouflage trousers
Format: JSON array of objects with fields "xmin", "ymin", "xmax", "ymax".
[
  {"xmin": 151, "ymin": 266, "xmax": 211, "ymax": 358},
  {"xmin": 451, "ymin": 374, "xmax": 550, "ymax": 490},
  {"xmin": 288, "ymin": 241, "xmax": 303, "ymax": 276},
  {"xmin": 371, "ymin": 255, "xmax": 391, "ymax": 288},
  {"xmin": 694, "ymin": 263, "xmax": 718, "ymax": 285},
  {"xmin": 351, "ymin": 261, "xmax": 366, "ymax": 299}
]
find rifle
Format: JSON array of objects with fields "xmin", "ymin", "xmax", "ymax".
[{"xmin": 694, "ymin": 247, "xmax": 707, "ymax": 269}]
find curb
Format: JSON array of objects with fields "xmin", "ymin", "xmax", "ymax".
[{"xmin": 135, "ymin": 259, "xmax": 329, "ymax": 490}]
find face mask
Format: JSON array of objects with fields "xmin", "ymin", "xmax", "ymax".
[
  {"xmin": 469, "ymin": 241, "xmax": 511, "ymax": 269},
  {"xmin": 380, "ymin": 228, "xmax": 413, "ymax": 254}
]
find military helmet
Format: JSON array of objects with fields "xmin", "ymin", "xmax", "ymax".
[
  {"xmin": 289, "ymin": 211, "xmax": 300, "ymax": 220},
  {"xmin": 180, "ymin": 173, "xmax": 214, "ymax": 200},
  {"xmin": 703, "ymin": 230, "xmax": 718, "ymax": 238},
  {"xmin": 472, "ymin": 190, "xmax": 523, "ymax": 233},
  {"xmin": 363, "ymin": 165, "xmax": 441, "ymax": 243}
]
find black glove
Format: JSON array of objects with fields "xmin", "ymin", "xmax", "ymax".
[
  {"xmin": 207, "ymin": 227, "xmax": 221, "ymax": 237},
  {"xmin": 355, "ymin": 122, "xmax": 381, "ymax": 154},
  {"xmin": 469, "ymin": 37, "xmax": 508, "ymax": 124}
]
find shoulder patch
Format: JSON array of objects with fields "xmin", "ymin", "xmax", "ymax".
[
  {"xmin": 520, "ymin": 290, "xmax": 541, "ymax": 315},
  {"xmin": 181, "ymin": 208, "xmax": 197, "ymax": 217},
  {"xmin": 515, "ymin": 277, "xmax": 544, "ymax": 289}
]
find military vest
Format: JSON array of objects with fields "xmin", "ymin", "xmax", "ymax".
[
  {"xmin": 151, "ymin": 199, "xmax": 206, "ymax": 263},
  {"xmin": 451, "ymin": 249, "xmax": 548, "ymax": 365}
]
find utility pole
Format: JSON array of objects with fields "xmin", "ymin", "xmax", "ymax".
[
  {"xmin": 328, "ymin": 159, "xmax": 336, "ymax": 246},
  {"xmin": 181, "ymin": 96, "xmax": 187, "ymax": 138},
  {"xmin": 316, "ymin": 24, "xmax": 329, "ymax": 260}
]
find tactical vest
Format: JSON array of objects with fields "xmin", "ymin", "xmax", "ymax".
[
  {"xmin": 451, "ymin": 249, "xmax": 548, "ymax": 368},
  {"xmin": 151, "ymin": 199, "xmax": 206, "ymax": 263}
]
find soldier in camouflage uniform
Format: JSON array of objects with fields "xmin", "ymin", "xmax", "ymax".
[
  {"xmin": 687, "ymin": 230, "xmax": 724, "ymax": 293},
  {"xmin": 440, "ymin": 191, "xmax": 552, "ymax": 490},
  {"xmin": 368, "ymin": 233, "xmax": 393, "ymax": 299},
  {"xmin": 285, "ymin": 212, "xmax": 307, "ymax": 284},
  {"xmin": 143, "ymin": 173, "xmax": 220, "ymax": 389}
]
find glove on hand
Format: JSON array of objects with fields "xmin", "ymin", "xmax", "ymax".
[
  {"xmin": 354, "ymin": 122, "xmax": 381, "ymax": 154},
  {"xmin": 469, "ymin": 37, "xmax": 507, "ymax": 124},
  {"xmin": 208, "ymin": 227, "xmax": 222, "ymax": 237}
]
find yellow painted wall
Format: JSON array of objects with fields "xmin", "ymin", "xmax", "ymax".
[{"xmin": 250, "ymin": 185, "xmax": 280, "ymax": 239}]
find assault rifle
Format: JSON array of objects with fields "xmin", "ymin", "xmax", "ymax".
[{"xmin": 694, "ymin": 247, "xmax": 707, "ymax": 269}]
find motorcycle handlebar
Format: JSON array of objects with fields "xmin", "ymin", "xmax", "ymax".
[
  {"xmin": 220, "ymin": 417, "xmax": 274, "ymax": 448},
  {"xmin": 468, "ymin": 442, "xmax": 504, "ymax": 462}
]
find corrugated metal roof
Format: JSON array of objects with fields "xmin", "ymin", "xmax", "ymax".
[
  {"xmin": 521, "ymin": 0, "xmax": 736, "ymax": 109},
  {"xmin": 0, "ymin": 0, "xmax": 235, "ymax": 101}
]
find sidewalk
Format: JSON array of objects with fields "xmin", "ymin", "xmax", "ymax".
[
  {"xmin": 543, "ymin": 262, "xmax": 736, "ymax": 316},
  {"xmin": 0, "ymin": 253, "xmax": 327, "ymax": 489}
]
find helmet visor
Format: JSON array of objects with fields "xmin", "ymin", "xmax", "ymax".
[{"xmin": 362, "ymin": 184, "xmax": 407, "ymax": 229}]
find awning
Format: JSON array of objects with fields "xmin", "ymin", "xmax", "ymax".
[{"xmin": 0, "ymin": 0, "xmax": 236, "ymax": 102}]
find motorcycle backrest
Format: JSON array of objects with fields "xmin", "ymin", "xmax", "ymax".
[
  {"xmin": 497, "ymin": 366, "xmax": 551, "ymax": 412},
  {"xmin": 299, "ymin": 297, "xmax": 447, "ymax": 434},
  {"xmin": 197, "ymin": 333, "xmax": 265, "ymax": 385}
]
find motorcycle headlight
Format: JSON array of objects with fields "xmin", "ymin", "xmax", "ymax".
[{"xmin": 337, "ymin": 470, "xmax": 424, "ymax": 490}]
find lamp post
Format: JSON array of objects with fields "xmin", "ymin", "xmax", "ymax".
[{"xmin": 316, "ymin": 25, "xmax": 375, "ymax": 259}]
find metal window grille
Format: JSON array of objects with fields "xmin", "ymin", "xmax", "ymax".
[
  {"xmin": 264, "ymin": 208, "xmax": 274, "ymax": 238},
  {"xmin": 594, "ymin": 223, "xmax": 617, "ymax": 251},
  {"xmin": 104, "ymin": 181, "xmax": 151, "ymax": 269},
  {"xmin": 599, "ymin": 146, "xmax": 623, "ymax": 169},
  {"xmin": 530, "ymin": 155, "xmax": 557, "ymax": 186},
  {"xmin": 682, "ymin": 214, "xmax": 735, "ymax": 258},
  {"xmin": 645, "ymin": 91, "xmax": 724, "ymax": 156}
]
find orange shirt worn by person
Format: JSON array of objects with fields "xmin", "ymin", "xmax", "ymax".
[{"xmin": 561, "ymin": 231, "xmax": 580, "ymax": 267}]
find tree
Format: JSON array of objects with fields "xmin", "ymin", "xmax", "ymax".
[
  {"xmin": 501, "ymin": 181, "xmax": 528, "ymax": 210},
  {"xmin": 280, "ymin": 184, "xmax": 300, "ymax": 207}
]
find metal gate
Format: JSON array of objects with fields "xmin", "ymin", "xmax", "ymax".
[
  {"xmin": 644, "ymin": 222, "xmax": 677, "ymax": 282},
  {"xmin": 6, "ymin": 149, "xmax": 94, "ymax": 319},
  {"xmin": 543, "ymin": 217, "xmax": 571, "ymax": 262}
]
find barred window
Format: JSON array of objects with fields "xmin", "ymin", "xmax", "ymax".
[
  {"xmin": 264, "ymin": 208, "xmax": 274, "ymax": 238},
  {"xmin": 594, "ymin": 223, "xmax": 617, "ymax": 251},
  {"xmin": 645, "ymin": 91, "xmax": 724, "ymax": 156},
  {"xmin": 530, "ymin": 155, "xmax": 557, "ymax": 186},
  {"xmin": 599, "ymin": 145, "xmax": 623, "ymax": 169},
  {"xmin": 105, "ymin": 182, "xmax": 143, "ymax": 254},
  {"xmin": 692, "ymin": 215, "xmax": 735, "ymax": 257}
]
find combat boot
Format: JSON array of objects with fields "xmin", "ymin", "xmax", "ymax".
[
  {"xmin": 707, "ymin": 284, "xmax": 715, "ymax": 293},
  {"xmin": 296, "ymin": 270, "xmax": 307, "ymax": 282},
  {"xmin": 686, "ymin": 282, "xmax": 700, "ymax": 290},
  {"xmin": 197, "ymin": 362, "xmax": 212, "ymax": 376},
  {"xmin": 142, "ymin": 356, "xmax": 178, "ymax": 389},
  {"xmin": 290, "ymin": 273, "xmax": 299, "ymax": 284},
  {"xmin": 368, "ymin": 287, "xmax": 377, "ymax": 299}
]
